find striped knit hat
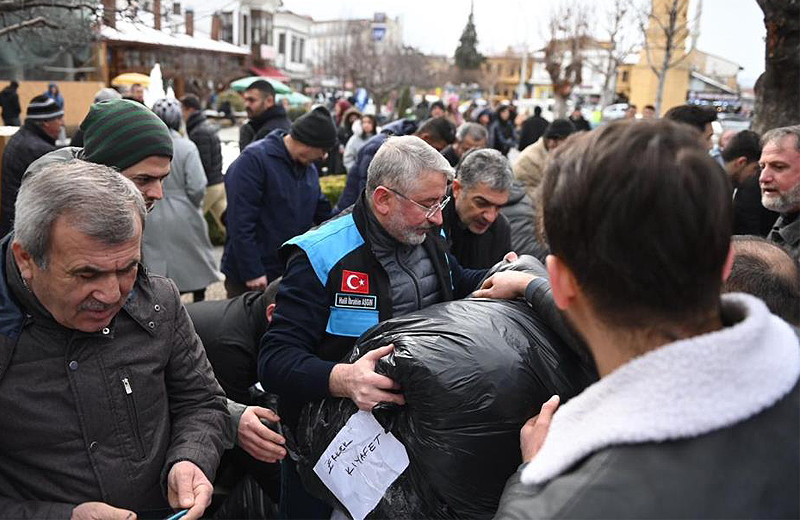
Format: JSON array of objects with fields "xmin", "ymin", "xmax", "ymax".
[
  {"xmin": 81, "ymin": 99, "xmax": 173, "ymax": 171},
  {"xmin": 26, "ymin": 95, "xmax": 63, "ymax": 121}
]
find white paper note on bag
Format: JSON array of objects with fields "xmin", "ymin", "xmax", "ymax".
[{"xmin": 313, "ymin": 410, "xmax": 410, "ymax": 520}]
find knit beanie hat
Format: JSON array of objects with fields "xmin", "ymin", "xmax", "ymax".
[
  {"xmin": 152, "ymin": 98, "xmax": 183, "ymax": 131},
  {"xmin": 81, "ymin": 99, "xmax": 173, "ymax": 171},
  {"xmin": 544, "ymin": 118, "xmax": 577, "ymax": 139},
  {"xmin": 290, "ymin": 106, "xmax": 338, "ymax": 149},
  {"xmin": 26, "ymin": 95, "xmax": 63, "ymax": 121}
]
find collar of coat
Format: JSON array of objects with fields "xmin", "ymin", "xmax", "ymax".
[{"xmin": 520, "ymin": 293, "xmax": 800, "ymax": 486}]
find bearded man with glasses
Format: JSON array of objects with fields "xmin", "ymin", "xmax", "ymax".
[{"xmin": 258, "ymin": 135, "xmax": 500, "ymax": 519}]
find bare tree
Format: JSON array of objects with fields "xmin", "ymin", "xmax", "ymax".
[
  {"xmin": 752, "ymin": 0, "xmax": 800, "ymax": 134},
  {"xmin": 323, "ymin": 25, "xmax": 434, "ymax": 117},
  {"xmin": 634, "ymin": 0, "xmax": 695, "ymax": 114},
  {"xmin": 543, "ymin": 0, "xmax": 592, "ymax": 118},
  {"xmin": 587, "ymin": 0, "xmax": 640, "ymax": 108}
]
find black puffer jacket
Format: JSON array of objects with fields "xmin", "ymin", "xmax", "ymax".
[
  {"xmin": 489, "ymin": 118, "xmax": 517, "ymax": 156},
  {"xmin": 238, "ymin": 105, "xmax": 291, "ymax": 151},
  {"xmin": 0, "ymin": 120, "xmax": 56, "ymax": 236},
  {"xmin": 500, "ymin": 181, "xmax": 549, "ymax": 262},
  {"xmin": 186, "ymin": 111, "xmax": 223, "ymax": 186}
]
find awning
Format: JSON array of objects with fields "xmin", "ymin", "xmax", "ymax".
[{"xmin": 250, "ymin": 66, "xmax": 290, "ymax": 82}]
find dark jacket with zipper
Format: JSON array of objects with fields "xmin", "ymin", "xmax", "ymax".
[
  {"xmin": 186, "ymin": 111, "xmax": 223, "ymax": 186},
  {"xmin": 0, "ymin": 235, "xmax": 229, "ymax": 518},
  {"xmin": 258, "ymin": 192, "xmax": 486, "ymax": 428},
  {"xmin": 238, "ymin": 105, "xmax": 291, "ymax": 151},
  {"xmin": 0, "ymin": 120, "xmax": 56, "ymax": 236}
]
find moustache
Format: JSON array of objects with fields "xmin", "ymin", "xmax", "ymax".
[{"xmin": 79, "ymin": 299, "xmax": 115, "ymax": 313}]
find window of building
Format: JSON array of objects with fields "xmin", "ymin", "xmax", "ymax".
[
  {"xmin": 278, "ymin": 33, "xmax": 286, "ymax": 54},
  {"xmin": 621, "ymin": 70, "xmax": 629, "ymax": 82},
  {"xmin": 299, "ymin": 38, "xmax": 305, "ymax": 63},
  {"xmin": 291, "ymin": 35, "xmax": 298, "ymax": 62},
  {"xmin": 241, "ymin": 14, "xmax": 248, "ymax": 45},
  {"xmin": 251, "ymin": 10, "xmax": 274, "ymax": 46},
  {"xmin": 220, "ymin": 12, "xmax": 233, "ymax": 44}
]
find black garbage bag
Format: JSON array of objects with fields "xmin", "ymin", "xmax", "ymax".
[{"xmin": 291, "ymin": 290, "xmax": 597, "ymax": 519}]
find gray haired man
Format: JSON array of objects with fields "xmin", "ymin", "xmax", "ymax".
[
  {"xmin": 442, "ymin": 148, "xmax": 513, "ymax": 269},
  {"xmin": 0, "ymin": 160, "xmax": 228, "ymax": 520},
  {"xmin": 759, "ymin": 125, "xmax": 800, "ymax": 262},
  {"xmin": 259, "ymin": 136, "xmax": 493, "ymax": 518},
  {"xmin": 441, "ymin": 122, "xmax": 489, "ymax": 167}
]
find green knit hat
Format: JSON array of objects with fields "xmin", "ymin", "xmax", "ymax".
[{"xmin": 81, "ymin": 99, "xmax": 173, "ymax": 171}]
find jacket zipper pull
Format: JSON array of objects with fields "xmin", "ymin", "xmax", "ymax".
[{"xmin": 122, "ymin": 377, "xmax": 132, "ymax": 395}]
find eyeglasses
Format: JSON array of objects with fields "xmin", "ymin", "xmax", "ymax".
[{"xmin": 384, "ymin": 186, "xmax": 450, "ymax": 219}]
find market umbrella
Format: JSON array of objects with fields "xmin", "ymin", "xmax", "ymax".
[
  {"xmin": 277, "ymin": 91, "xmax": 312, "ymax": 105},
  {"xmin": 111, "ymin": 73, "xmax": 152, "ymax": 87},
  {"xmin": 230, "ymin": 76, "xmax": 292, "ymax": 94}
]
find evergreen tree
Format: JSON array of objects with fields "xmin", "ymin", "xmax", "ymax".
[{"xmin": 455, "ymin": 2, "xmax": 484, "ymax": 70}]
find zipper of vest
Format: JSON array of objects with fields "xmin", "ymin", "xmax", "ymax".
[{"xmin": 121, "ymin": 375, "xmax": 146, "ymax": 460}]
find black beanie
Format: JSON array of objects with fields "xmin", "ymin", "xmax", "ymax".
[
  {"xmin": 26, "ymin": 95, "xmax": 63, "ymax": 121},
  {"xmin": 544, "ymin": 119, "xmax": 577, "ymax": 139},
  {"xmin": 81, "ymin": 99, "xmax": 173, "ymax": 171},
  {"xmin": 290, "ymin": 106, "xmax": 338, "ymax": 149}
]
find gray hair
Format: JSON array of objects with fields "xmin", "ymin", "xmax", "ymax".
[
  {"xmin": 762, "ymin": 125, "xmax": 800, "ymax": 152},
  {"xmin": 14, "ymin": 160, "xmax": 146, "ymax": 268},
  {"xmin": 366, "ymin": 135, "xmax": 454, "ymax": 194},
  {"xmin": 456, "ymin": 122, "xmax": 488, "ymax": 143},
  {"xmin": 456, "ymin": 148, "xmax": 513, "ymax": 192}
]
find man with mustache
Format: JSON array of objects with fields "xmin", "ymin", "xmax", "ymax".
[
  {"xmin": 0, "ymin": 160, "xmax": 228, "ymax": 520},
  {"xmin": 24, "ymin": 98, "xmax": 173, "ymax": 213},
  {"xmin": 442, "ymin": 148, "xmax": 512, "ymax": 269},
  {"xmin": 759, "ymin": 125, "xmax": 800, "ymax": 262},
  {"xmin": 259, "ymin": 136, "xmax": 494, "ymax": 518}
]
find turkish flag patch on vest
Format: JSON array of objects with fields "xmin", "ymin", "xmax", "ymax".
[{"xmin": 341, "ymin": 270, "xmax": 369, "ymax": 294}]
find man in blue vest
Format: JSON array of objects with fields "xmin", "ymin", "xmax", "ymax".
[{"xmin": 259, "ymin": 135, "xmax": 497, "ymax": 518}]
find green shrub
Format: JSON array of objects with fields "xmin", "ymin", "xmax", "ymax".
[
  {"xmin": 320, "ymin": 174, "xmax": 347, "ymax": 207},
  {"xmin": 218, "ymin": 89, "xmax": 244, "ymax": 112}
]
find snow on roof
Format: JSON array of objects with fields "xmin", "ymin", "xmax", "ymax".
[{"xmin": 101, "ymin": 17, "xmax": 249, "ymax": 56}]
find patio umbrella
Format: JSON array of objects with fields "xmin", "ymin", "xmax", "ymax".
[
  {"xmin": 230, "ymin": 76, "xmax": 292, "ymax": 94},
  {"xmin": 111, "ymin": 73, "xmax": 152, "ymax": 87},
  {"xmin": 277, "ymin": 91, "xmax": 312, "ymax": 105}
]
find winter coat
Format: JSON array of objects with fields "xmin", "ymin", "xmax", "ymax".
[
  {"xmin": 142, "ymin": 130, "xmax": 219, "ymax": 292},
  {"xmin": 334, "ymin": 118, "xmax": 418, "ymax": 213},
  {"xmin": 569, "ymin": 114, "xmax": 591, "ymax": 132},
  {"xmin": 494, "ymin": 294, "xmax": 800, "ymax": 520},
  {"xmin": 0, "ymin": 120, "xmax": 56, "ymax": 236},
  {"xmin": 186, "ymin": 111, "xmax": 223, "ymax": 186},
  {"xmin": 499, "ymin": 180, "xmax": 549, "ymax": 262},
  {"xmin": 342, "ymin": 127, "xmax": 374, "ymax": 172},
  {"xmin": 0, "ymin": 234, "xmax": 229, "ymax": 518},
  {"xmin": 518, "ymin": 114, "xmax": 549, "ymax": 151},
  {"xmin": 222, "ymin": 129, "xmax": 332, "ymax": 285},
  {"xmin": 239, "ymin": 105, "xmax": 291, "ymax": 151},
  {"xmin": 768, "ymin": 211, "xmax": 800, "ymax": 263},
  {"xmin": 0, "ymin": 87, "xmax": 20, "ymax": 124},
  {"xmin": 513, "ymin": 137, "xmax": 549, "ymax": 200},
  {"xmin": 489, "ymin": 118, "xmax": 516, "ymax": 156}
]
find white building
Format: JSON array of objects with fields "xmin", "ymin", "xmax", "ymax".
[
  {"xmin": 273, "ymin": 10, "xmax": 313, "ymax": 82},
  {"xmin": 309, "ymin": 13, "xmax": 403, "ymax": 86},
  {"xmin": 177, "ymin": 0, "xmax": 282, "ymax": 73}
]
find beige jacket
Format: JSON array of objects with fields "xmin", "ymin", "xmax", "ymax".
[{"xmin": 513, "ymin": 137, "xmax": 549, "ymax": 199}]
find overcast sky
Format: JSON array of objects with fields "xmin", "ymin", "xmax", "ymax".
[{"xmin": 281, "ymin": 0, "xmax": 766, "ymax": 88}]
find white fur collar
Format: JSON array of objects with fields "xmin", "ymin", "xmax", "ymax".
[{"xmin": 521, "ymin": 293, "xmax": 800, "ymax": 486}]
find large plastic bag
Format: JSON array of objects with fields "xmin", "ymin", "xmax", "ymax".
[{"xmin": 289, "ymin": 286, "xmax": 597, "ymax": 519}]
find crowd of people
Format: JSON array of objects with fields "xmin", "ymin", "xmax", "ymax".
[{"xmin": 0, "ymin": 77, "xmax": 798, "ymax": 520}]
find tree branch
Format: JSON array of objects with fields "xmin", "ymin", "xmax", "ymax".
[
  {"xmin": 0, "ymin": 0, "xmax": 98, "ymax": 13},
  {"xmin": 0, "ymin": 15, "xmax": 58, "ymax": 37}
]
